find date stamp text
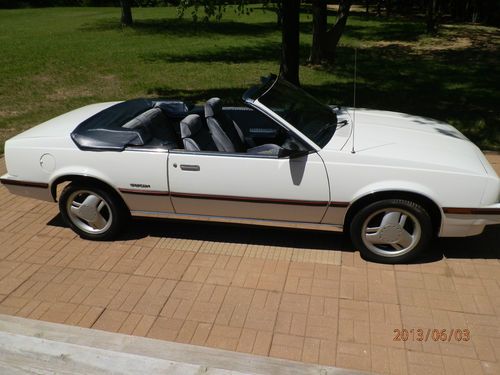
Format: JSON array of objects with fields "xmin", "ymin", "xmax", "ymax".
[{"xmin": 393, "ymin": 328, "xmax": 471, "ymax": 342}]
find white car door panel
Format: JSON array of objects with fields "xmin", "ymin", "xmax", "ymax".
[
  {"xmin": 86, "ymin": 150, "xmax": 174, "ymax": 213},
  {"xmin": 168, "ymin": 152, "xmax": 330, "ymax": 223}
]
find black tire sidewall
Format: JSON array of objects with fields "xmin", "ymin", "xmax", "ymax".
[
  {"xmin": 59, "ymin": 183, "xmax": 125, "ymax": 241},
  {"xmin": 350, "ymin": 199, "xmax": 433, "ymax": 264}
]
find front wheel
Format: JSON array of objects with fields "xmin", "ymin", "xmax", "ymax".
[
  {"xmin": 59, "ymin": 183, "xmax": 127, "ymax": 240},
  {"xmin": 350, "ymin": 199, "xmax": 433, "ymax": 263}
]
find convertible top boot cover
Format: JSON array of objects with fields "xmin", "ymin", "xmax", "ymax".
[
  {"xmin": 180, "ymin": 114, "xmax": 218, "ymax": 152},
  {"xmin": 71, "ymin": 99, "xmax": 190, "ymax": 151},
  {"xmin": 205, "ymin": 98, "xmax": 246, "ymax": 153}
]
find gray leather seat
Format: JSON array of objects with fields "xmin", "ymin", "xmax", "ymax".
[
  {"xmin": 205, "ymin": 98, "xmax": 246, "ymax": 152},
  {"xmin": 180, "ymin": 114, "xmax": 218, "ymax": 152},
  {"xmin": 122, "ymin": 107, "xmax": 180, "ymax": 148},
  {"xmin": 205, "ymin": 97, "xmax": 283, "ymax": 156}
]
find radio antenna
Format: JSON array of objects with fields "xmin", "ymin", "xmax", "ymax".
[{"xmin": 351, "ymin": 48, "xmax": 357, "ymax": 154}]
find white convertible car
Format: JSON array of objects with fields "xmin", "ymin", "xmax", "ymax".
[{"xmin": 1, "ymin": 76, "xmax": 499, "ymax": 263}]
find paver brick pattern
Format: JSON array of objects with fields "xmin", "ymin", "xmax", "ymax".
[{"xmin": 0, "ymin": 156, "xmax": 499, "ymax": 375}]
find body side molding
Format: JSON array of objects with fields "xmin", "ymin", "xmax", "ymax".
[
  {"xmin": 131, "ymin": 210, "xmax": 344, "ymax": 232},
  {"xmin": 0, "ymin": 178, "xmax": 48, "ymax": 189}
]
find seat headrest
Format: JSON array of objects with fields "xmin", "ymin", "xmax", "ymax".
[
  {"xmin": 122, "ymin": 108, "xmax": 161, "ymax": 129},
  {"xmin": 204, "ymin": 97, "xmax": 223, "ymax": 118},
  {"xmin": 154, "ymin": 101, "xmax": 189, "ymax": 116},
  {"xmin": 180, "ymin": 114, "xmax": 203, "ymax": 139}
]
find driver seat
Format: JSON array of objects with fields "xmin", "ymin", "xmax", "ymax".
[{"xmin": 204, "ymin": 98, "xmax": 283, "ymax": 156}]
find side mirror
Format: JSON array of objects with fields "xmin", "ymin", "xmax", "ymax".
[
  {"xmin": 279, "ymin": 140, "xmax": 310, "ymax": 159},
  {"xmin": 281, "ymin": 148, "xmax": 310, "ymax": 159}
]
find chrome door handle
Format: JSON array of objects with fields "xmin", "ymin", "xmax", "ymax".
[{"xmin": 180, "ymin": 164, "xmax": 200, "ymax": 171}]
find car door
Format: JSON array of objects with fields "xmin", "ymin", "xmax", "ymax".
[{"xmin": 167, "ymin": 151, "xmax": 330, "ymax": 223}]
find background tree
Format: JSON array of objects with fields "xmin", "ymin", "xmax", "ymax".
[
  {"xmin": 309, "ymin": 0, "xmax": 327, "ymax": 64},
  {"xmin": 1, "ymin": 0, "xmax": 499, "ymax": 26},
  {"xmin": 120, "ymin": 0, "xmax": 133, "ymax": 26},
  {"xmin": 325, "ymin": 0, "xmax": 352, "ymax": 61},
  {"xmin": 261, "ymin": 0, "xmax": 283, "ymax": 26},
  {"xmin": 426, "ymin": 0, "xmax": 439, "ymax": 34},
  {"xmin": 177, "ymin": 0, "xmax": 300, "ymax": 85},
  {"xmin": 309, "ymin": 0, "xmax": 354, "ymax": 65},
  {"xmin": 273, "ymin": 0, "xmax": 283, "ymax": 26},
  {"xmin": 280, "ymin": 0, "xmax": 301, "ymax": 85},
  {"xmin": 177, "ymin": 0, "xmax": 249, "ymax": 22}
]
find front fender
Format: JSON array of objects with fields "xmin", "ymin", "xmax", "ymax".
[{"xmin": 350, "ymin": 180, "xmax": 442, "ymax": 207}]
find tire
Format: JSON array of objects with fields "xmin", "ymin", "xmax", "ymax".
[
  {"xmin": 350, "ymin": 199, "xmax": 433, "ymax": 263},
  {"xmin": 59, "ymin": 183, "xmax": 128, "ymax": 240}
]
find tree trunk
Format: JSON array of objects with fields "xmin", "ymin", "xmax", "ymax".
[
  {"xmin": 325, "ymin": 0, "xmax": 352, "ymax": 61},
  {"xmin": 470, "ymin": 0, "xmax": 479, "ymax": 23},
  {"xmin": 366, "ymin": 0, "xmax": 369, "ymax": 13},
  {"xmin": 309, "ymin": 0, "xmax": 328, "ymax": 64},
  {"xmin": 120, "ymin": 0, "xmax": 133, "ymax": 26},
  {"xmin": 276, "ymin": 0, "xmax": 283, "ymax": 27},
  {"xmin": 426, "ymin": 0, "xmax": 438, "ymax": 34},
  {"xmin": 376, "ymin": 0, "xmax": 382, "ymax": 16},
  {"xmin": 280, "ymin": 0, "xmax": 300, "ymax": 86},
  {"xmin": 386, "ymin": 0, "xmax": 392, "ymax": 16}
]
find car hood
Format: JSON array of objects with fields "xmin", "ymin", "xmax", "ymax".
[
  {"xmin": 326, "ymin": 109, "xmax": 489, "ymax": 176},
  {"xmin": 10, "ymin": 102, "xmax": 120, "ymax": 139}
]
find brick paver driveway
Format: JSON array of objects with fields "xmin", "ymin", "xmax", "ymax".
[{"xmin": 0, "ymin": 156, "xmax": 499, "ymax": 375}]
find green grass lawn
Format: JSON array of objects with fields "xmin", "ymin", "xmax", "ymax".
[{"xmin": 0, "ymin": 6, "xmax": 499, "ymax": 153}]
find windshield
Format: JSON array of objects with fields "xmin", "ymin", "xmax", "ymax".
[{"xmin": 256, "ymin": 78, "xmax": 337, "ymax": 148}]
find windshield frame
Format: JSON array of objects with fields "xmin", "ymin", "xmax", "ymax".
[{"xmin": 243, "ymin": 76, "xmax": 337, "ymax": 150}]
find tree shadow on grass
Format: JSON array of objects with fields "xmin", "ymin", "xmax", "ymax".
[
  {"xmin": 142, "ymin": 42, "xmax": 310, "ymax": 65},
  {"xmin": 142, "ymin": 42, "xmax": 283, "ymax": 64},
  {"xmin": 295, "ymin": 12, "xmax": 428, "ymax": 40},
  {"xmin": 345, "ymin": 21, "xmax": 427, "ymax": 42},
  {"xmin": 326, "ymin": 45, "xmax": 499, "ymax": 149},
  {"xmin": 80, "ymin": 17, "xmax": 277, "ymax": 37},
  {"xmin": 147, "ymin": 87, "xmax": 250, "ymax": 106}
]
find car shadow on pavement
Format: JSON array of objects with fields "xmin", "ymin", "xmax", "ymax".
[
  {"xmin": 437, "ymin": 225, "xmax": 500, "ymax": 260},
  {"xmin": 47, "ymin": 214, "xmax": 353, "ymax": 252},
  {"xmin": 391, "ymin": 225, "xmax": 500, "ymax": 264},
  {"xmin": 125, "ymin": 217, "xmax": 354, "ymax": 252},
  {"xmin": 47, "ymin": 216, "xmax": 499, "ymax": 263}
]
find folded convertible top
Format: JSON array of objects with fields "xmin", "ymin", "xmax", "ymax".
[{"xmin": 71, "ymin": 99, "xmax": 191, "ymax": 151}]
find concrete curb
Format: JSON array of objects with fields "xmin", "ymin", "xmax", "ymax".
[{"xmin": 0, "ymin": 314, "xmax": 372, "ymax": 375}]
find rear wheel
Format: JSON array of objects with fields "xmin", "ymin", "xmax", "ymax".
[
  {"xmin": 350, "ymin": 199, "xmax": 433, "ymax": 263},
  {"xmin": 59, "ymin": 183, "xmax": 127, "ymax": 240}
]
